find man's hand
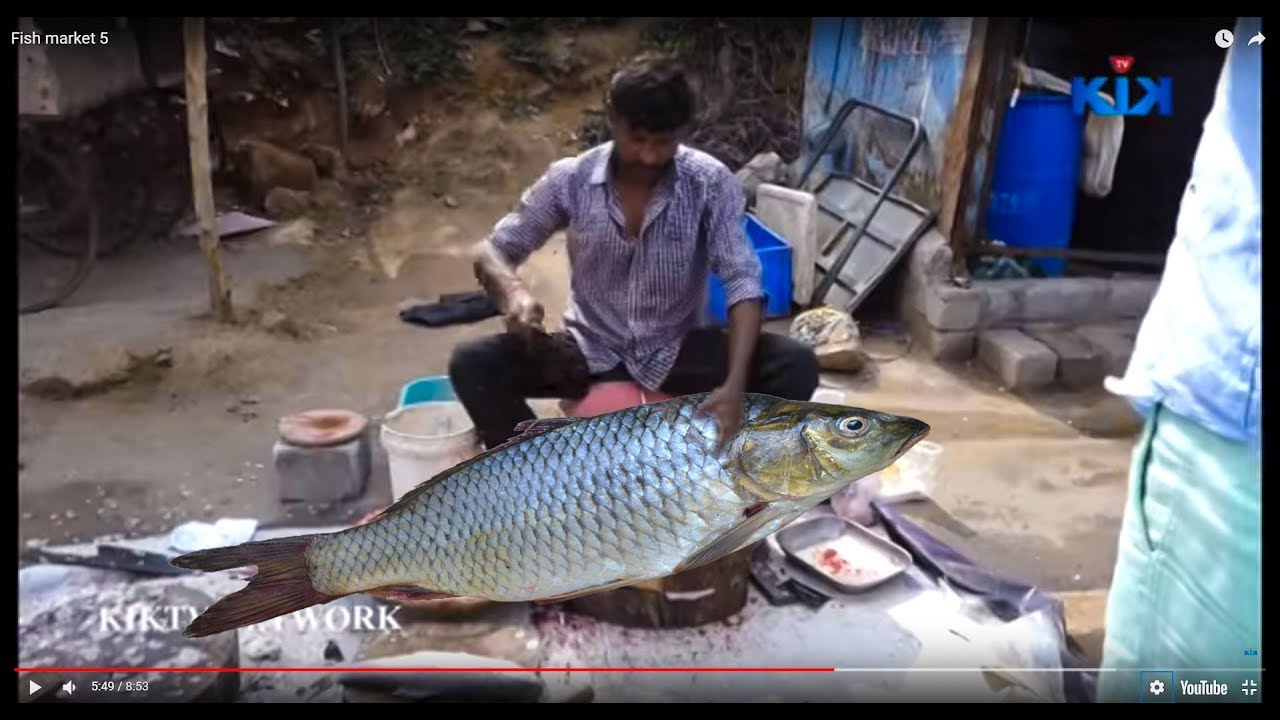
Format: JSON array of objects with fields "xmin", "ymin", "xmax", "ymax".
[
  {"xmin": 503, "ymin": 288, "xmax": 545, "ymax": 339},
  {"xmin": 697, "ymin": 379, "xmax": 746, "ymax": 454},
  {"xmin": 473, "ymin": 240, "xmax": 545, "ymax": 339}
]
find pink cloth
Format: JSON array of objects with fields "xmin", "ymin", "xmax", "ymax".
[{"xmin": 560, "ymin": 381, "xmax": 675, "ymax": 417}]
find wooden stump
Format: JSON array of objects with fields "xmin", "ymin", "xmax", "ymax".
[{"xmin": 567, "ymin": 547, "xmax": 754, "ymax": 628}]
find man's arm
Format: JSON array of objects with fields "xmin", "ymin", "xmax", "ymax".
[
  {"xmin": 698, "ymin": 168, "xmax": 765, "ymax": 451},
  {"xmin": 471, "ymin": 160, "xmax": 571, "ymax": 333}
]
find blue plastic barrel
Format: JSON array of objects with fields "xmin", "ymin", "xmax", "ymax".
[{"xmin": 985, "ymin": 92, "xmax": 1084, "ymax": 277}]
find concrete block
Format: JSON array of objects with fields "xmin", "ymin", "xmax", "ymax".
[
  {"xmin": 975, "ymin": 278, "xmax": 1113, "ymax": 327},
  {"xmin": 1107, "ymin": 276, "xmax": 1160, "ymax": 319},
  {"xmin": 924, "ymin": 284, "xmax": 982, "ymax": 331},
  {"xmin": 900, "ymin": 269, "xmax": 980, "ymax": 332},
  {"xmin": 1076, "ymin": 324, "xmax": 1138, "ymax": 375},
  {"xmin": 906, "ymin": 229, "xmax": 953, "ymax": 284},
  {"xmin": 275, "ymin": 433, "xmax": 371, "ymax": 503},
  {"xmin": 978, "ymin": 329, "xmax": 1056, "ymax": 390},
  {"xmin": 907, "ymin": 311, "xmax": 976, "ymax": 362},
  {"xmin": 755, "ymin": 183, "xmax": 818, "ymax": 305},
  {"xmin": 1024, "ymin": 328, "xmax": 1107, "ymax": 389}
]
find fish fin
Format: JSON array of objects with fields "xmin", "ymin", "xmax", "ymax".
[
  {"xmin": 370, "ymin": 415, "xmax": 586, "ymax": 522},
  {"xmin": 672, "ymin": 510, "xmax": 777, "ymax": 575},
  {"xmin": 169, "ymin": 535, "xmax": 342, "ymax": 638},
  {"xmin": 534, "ymin": 577, "xmax": 647, "ymax": 605},
  {"xmin": 512, "ymin": 417, "xmax": 581, "ymax": 435},
  {"xmin": 367, "ymin": 584, "xmax": 457, "ymax": 602}
]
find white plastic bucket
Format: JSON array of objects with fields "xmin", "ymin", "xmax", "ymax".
[{"xmin": 380, "ymin": 402, "xmax": 481, "ymax": 501}]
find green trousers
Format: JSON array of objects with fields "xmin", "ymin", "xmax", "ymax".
[{"xmin": 1096, "ymin": 403, "xmax": 1261, "ymax": 703}]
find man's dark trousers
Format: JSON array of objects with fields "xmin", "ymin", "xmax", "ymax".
[{"xmin": 448, "ymin": 329, "xmax": 821, "ymax": 450}]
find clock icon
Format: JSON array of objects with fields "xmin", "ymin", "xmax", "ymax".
[{"xmin": 1216, "ymin": 29, "xmax": 1235, "ymax": 48}]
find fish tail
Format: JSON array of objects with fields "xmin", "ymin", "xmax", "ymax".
[{"xmin": 170, "ymin": 534, "xmax": 343, "ymax": 638}]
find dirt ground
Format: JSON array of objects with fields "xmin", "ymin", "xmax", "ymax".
[{"xmin": 18, "ymin": 21, "xmax": 1140, "ymax": 607}]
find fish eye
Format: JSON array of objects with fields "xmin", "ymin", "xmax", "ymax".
[{"xmin": 836, "ymin": 416, "xmax": 870, "ymax": 437}]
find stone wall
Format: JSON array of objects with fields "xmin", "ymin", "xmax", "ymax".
[{"xmin": 899, "ymin": 236, "xmax": 1159, "ymax": 390}]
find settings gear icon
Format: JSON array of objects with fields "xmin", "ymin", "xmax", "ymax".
[{"xmin": 1149, "ymin": 679, "xmax": 1166, "ymax": 695}]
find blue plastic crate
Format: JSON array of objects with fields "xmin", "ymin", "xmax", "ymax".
[
  {"xmin": 398, "ymin": 375, "xmax": 457, "ymax": 408},
  {"xmin": 706, "ymin": 214, "xmax": 793, "ymax": 324}
]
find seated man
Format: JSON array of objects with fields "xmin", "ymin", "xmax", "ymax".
[{"xmin": 449, "ymin": 54, "xmax": 819, "ymax": 451}]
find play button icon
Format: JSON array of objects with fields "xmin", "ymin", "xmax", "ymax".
[{"xmin": 29, "ymin": 680, "xmax": 41, "ymax": 695}]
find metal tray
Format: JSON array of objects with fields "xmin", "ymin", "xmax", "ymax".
[{"xmin": 775, "ymin": 515, "xmax": 912, "ymax": 592}]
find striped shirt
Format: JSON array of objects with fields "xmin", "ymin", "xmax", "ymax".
[{"xmin": 488, "ymin": 141, "xmax": 764, "ymax": 391}]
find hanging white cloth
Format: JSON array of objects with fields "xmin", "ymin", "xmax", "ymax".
[{"xmin": 1012, "ymin": 60, "xmax": 1124, "ymax": 198}]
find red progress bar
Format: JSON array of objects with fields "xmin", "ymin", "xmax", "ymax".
[{"xmin": 17, "ymin": 667, "xmax": 836, "ymax": 673}]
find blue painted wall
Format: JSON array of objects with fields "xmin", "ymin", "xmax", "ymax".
[{"xmin": 802, "ymin": 17, "xmax": 974, "ymax": 208}]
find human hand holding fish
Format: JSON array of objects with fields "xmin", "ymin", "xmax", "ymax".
[
  {"xmin": 695, "ymin": 380, "xmax": 746, "ymax": 455},
  {"xmin": 170, "ymin": 393, "xmax": 929, "ymax": 639}
]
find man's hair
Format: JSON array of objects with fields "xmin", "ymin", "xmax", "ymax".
[{"xmin": 607, "ymin": 54, "xmax": 696, "ymax": 133}]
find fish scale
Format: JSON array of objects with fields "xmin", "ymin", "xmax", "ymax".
[{"xmin": 312, "ymin": 397, "xmax": 733, "ymax": 599}]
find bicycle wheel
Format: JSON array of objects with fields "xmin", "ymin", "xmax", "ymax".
[{"xmin": 18, "ymin": 140, "xmax": 99, "ymax": 315}]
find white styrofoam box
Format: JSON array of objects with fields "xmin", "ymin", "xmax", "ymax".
[{"xmin": 755, "ymin": 183, "xmax": 818, "ymax": 306}]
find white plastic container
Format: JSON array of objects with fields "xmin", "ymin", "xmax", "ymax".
[{"xmin": 379, "ymin": 402, "xmax": 481, "ymax": 501}]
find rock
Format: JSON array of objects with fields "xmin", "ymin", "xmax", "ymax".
[
  {"xmin": 395, "ymin": 122, "xmax": 418, "ymax": 148},
  {"xmin": 301, "ymin": 144, "xmax": 344, "ymax": 177},
  {"xmin": 233, "ymin": 139, "xmax": 318, "ymax": 204},
  {"xmin": 260, "ymin": 309, "xmax": 289, "ymax": 333},
  {"xmin": 735, "ymin": 152, "xmax": 791, "ymax": 204},
  {"xmin": 257, "ymin": 309, "xmax": 311, "ymax": 339},
  {"xmin": 789, "ymin": 306, "xmax": 869, "ymax": 372},
  {"xmin": 350, "ymin": 65, "xmax": 387, "ymax": 120},
  {"xmin": 264, "ymin": 187, "xmax": 311, "ymax": 219},
  {"xmin": 21, "ymin": 344, "xmax": 172, "ymax": 400}
]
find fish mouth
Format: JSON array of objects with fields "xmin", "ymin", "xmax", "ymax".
[{"xmin": 890, "ymin": 422, "xmax": 930, "ymax": 460}]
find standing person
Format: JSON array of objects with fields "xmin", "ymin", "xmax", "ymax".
[
  {"xmin": 1097, "ymin": 16, "xmax": 1261, "ymax": 703},
  {"xmin": 448, "ymin": 54, "xmax": 820, "ymax": 451}
]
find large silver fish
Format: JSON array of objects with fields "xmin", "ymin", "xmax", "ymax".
[{"xmin": 172, "ymin": 393, "xmax": 929, "ymax": 637}]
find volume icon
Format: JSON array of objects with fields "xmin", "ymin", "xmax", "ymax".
[{"xmin": 61, "ymin": 681, "xmax": 75, "ymax": 695}]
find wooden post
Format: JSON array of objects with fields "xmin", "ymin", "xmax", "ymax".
[
  {"xmin": 939, "ymin": 18, "xmax": 1026, "ymax": 282},
  {"xmin": 183, "ymin": 16, "xmax": 233, "ymax": 322},
  {"xmin": 330, "ymin": 18, "xmax": 349, "ymax": 160}
]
